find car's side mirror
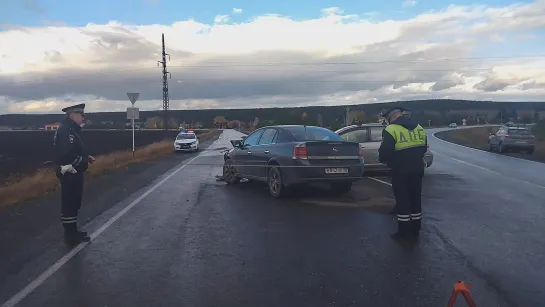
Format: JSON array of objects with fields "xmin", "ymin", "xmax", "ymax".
[
  {"xmin": 240, "ymin": 136, "xmax": 247, "ymax": 141},
  {"xmin": 230, "ymin": 139, "xmax": 243, "ymax": 148}
]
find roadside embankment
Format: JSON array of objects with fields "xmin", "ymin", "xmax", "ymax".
[{"xmin": 434, "ymin": 124, "xmax": 545, "ymax": 163}]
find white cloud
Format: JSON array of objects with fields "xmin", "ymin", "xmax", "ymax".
[
  {"xmin": 232, "ymin": 8, "xmax": 243, "ymax": 14},
  {"xmin": 403, "ymin": 0, "xmax": 417, "ymax": 7},
  {"xmin": 213, "ymin": 15, "xmax": 230, "ymax": 24},
  {"xmin": 1, "ymin": 1, "xmax": 545, "ymax": 114}
]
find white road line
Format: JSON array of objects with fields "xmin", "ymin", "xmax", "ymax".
[
  {"xmin": 433, "ymin": 151, "xmax": 545, "ymax": 190},
  {"xmin": 1, "ymin": 135, "xmax": 224, "ymax": 307},
  {"xmin": 367, "ymin": 177, "xmax": 392, "ymax": 186},
  {"xmin": 431, "ymin": 130, "xmax": 545, "ymax": 166}
]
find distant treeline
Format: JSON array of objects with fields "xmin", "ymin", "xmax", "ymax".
[{"xmin": 1, "ymin": 99, "xmax": 544, "ymax": 130}]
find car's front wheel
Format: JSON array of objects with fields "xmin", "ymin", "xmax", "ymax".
[
  {"xmin": 223, "ymin": 159, "xmax": 240, "ymax": 184},
  {"xmin": 267, "ymin": 166, "xmax": 286, "ymax": 198},
  {"xmin": 330, "ymin": 182, "xmax": 353, "ymax": 195}
]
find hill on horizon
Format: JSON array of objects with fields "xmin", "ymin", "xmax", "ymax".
[{"xmin": 1, "ymin": 99, "xmax": 544, "ymax": 129}]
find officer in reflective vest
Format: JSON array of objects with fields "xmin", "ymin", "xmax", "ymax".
[
  {"xmin": 53, "ymin": 103, "xmax": 96, "ymax": 246},
  {"xmin": 378, "ymin": 107, "xmax": 427, "ymax": 240}
]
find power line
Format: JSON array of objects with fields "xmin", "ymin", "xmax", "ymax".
[
  {"xmin": 2, "ymin": 64, "xmax": 544, "ymax": 87},
  {"xmin": 1, "ymin": 54, "xmax": 544, "ymax": 88},
  {"xmin": 166, "ymin": 54, "xmax": 545, "ymax": 67},
  {"xmin": 1, "ymin": 76, "xmax": 541, "ymax": 88},
  {"xmin": 171, "ymin": 78, "xmax": 540, "ymax": 83}
]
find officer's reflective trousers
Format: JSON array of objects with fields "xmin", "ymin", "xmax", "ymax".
[
  {"xmin": 391, "ymin": 169, "xmax": 424, "ymax": 234},
  {"xmin": 59, "ymin": 172, "xmax": 84, "ymax": 233}
]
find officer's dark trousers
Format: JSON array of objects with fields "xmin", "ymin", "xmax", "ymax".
[
  {"xmin": 59, "ymin": 173, "xmax": 84, "ymax": 233},
  {"xmin": 391, "ymin": 169, "xmax": 424, "ymax": 234}
]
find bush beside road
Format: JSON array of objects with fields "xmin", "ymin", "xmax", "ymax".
[
  {"xmin": 0, "ymin": 129, "xmax": 221, "ymax": 211},
  {"xmin": 434, "ymin": 124, "xmax": 545, "ymax": 163}
]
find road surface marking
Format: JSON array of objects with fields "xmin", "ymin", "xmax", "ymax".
[
  {"xmin": 1, "ymin": 134, "xmax": 226, "ymax": 307},
  {"xmin": 431, "ymin": 130, "xmax": 545, "ymax": 167},
  {"xmin": 368, "ymin": 177, "xmax": 392, "ymax": 186},
  {"xmin": 434, "ymin": 151, "xmax": 545, "ymax": 190}
]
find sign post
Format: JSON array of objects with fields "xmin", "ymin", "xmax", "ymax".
[{"xmin": 127, "ymin": 92, "xmax": 140, "ymax": 158}]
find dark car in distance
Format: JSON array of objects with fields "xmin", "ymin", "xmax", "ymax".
[{"xmin": 222, "ymin": 125, "xmax": 365, "ymax": 198}]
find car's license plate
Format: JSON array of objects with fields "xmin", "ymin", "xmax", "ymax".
[{"xmin": 325, "ymin": 168, "xmax": 348, "ymax": 174}]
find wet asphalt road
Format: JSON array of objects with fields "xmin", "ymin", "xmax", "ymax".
[{"xmin": 2, "ymin": 128, "xmax": 543, "ymax": 307}]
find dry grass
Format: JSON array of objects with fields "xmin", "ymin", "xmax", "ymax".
[
  {"xmin": 436, "ymin": 126, "xmax": 545, "ymax": 163},
  {"xmin": 0, "ymin": 130, "xmax": 220, "ymax": 211}
]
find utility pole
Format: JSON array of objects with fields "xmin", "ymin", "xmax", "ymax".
[{"xmin": 157, "ymin": 33, "xmax": 171, "ymax": 131}]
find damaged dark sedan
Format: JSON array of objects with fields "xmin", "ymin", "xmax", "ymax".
[{"xmin": 222, "ymin": 125, "xmax": 365, "ymax": 198}]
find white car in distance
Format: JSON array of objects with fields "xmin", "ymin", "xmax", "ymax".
[{"xmin": 173, "ymin": 130, "xmax": 200, "ymax": 152}]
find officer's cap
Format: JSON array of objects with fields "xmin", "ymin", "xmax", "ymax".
[
  {"xmin": 62, "ymin": 103, "xmax": 86, "ymax": 115},
  {"xmin": 383, "ymin": 106, "xmax": 410, "ymax": 120}
]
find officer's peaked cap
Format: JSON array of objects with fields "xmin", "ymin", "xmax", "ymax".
[
  {"xmin": 383, "ymin": 106, "xmax": 410, "ymax": 119},
  {"xmin": 62, "ymin": 103, "xmax": 86, "ymax": 114}
]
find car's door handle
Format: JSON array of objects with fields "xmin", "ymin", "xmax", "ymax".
[
  {"xmin": 247, "ymin": 151, "xmax": 252, "ymax": 154},
  {"xmin": 264, "ymin": 150, "xmax": 270, "ymax": 154}
]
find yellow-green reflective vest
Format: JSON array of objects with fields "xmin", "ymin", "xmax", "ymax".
[{"xmin": 384, "ymin": 124, "xmax": 427, "ymax": 151}]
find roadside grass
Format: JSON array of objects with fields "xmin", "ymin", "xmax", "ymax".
[
  {"xmin": 0, "ymin": 129, "xmax": 221, "ymax": 211},
  {"xmin": 435, "ymin": 126, "xmax": 545, "ymax": 163}
]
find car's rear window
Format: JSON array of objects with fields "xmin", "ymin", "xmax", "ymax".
[
  {"xmin": 508, "ymin": 129, "xmax": 531, "ymax": 135},
  {"xmin": 285, "ymin": 126, "xmax": 344, "ymax": 141}
]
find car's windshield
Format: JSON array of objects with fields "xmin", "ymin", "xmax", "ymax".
[
  {"xmin": 176, "ymin": 134, "xmax": 196, "ymax": 140},
  {"xmin": 285, "ymin": 126, "xmax": 344, "ymax": 141},
  {"xmin": 508, "ymin": 129, "xmax": 531, "ymax": 135}
]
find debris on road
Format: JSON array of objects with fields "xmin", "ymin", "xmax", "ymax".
[{"xmin": 215, "ymin": 174, "xmax": 249, "ymax": 183}]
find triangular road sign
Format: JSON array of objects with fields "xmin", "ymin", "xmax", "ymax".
[{"xmin": 127, "ymin": 92, "xmax": 140, "ymax": 105}]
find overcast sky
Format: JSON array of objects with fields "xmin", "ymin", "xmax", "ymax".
[{"xmin": 1, "ymin": 0, "xmax": 545, "ymax": 114}]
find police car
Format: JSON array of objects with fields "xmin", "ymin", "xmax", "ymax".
[{"xmin": 173, "ymin": 130, "xmax": 200, "ymax": 152}]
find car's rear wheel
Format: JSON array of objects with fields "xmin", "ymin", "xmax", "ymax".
[
  {"xmin": 330, "ymin": 182, "xmax": 353, "ymax": 195},
  {"xmin": 267, "ymin": 166, "xmax": 286, "ymax": 198},
  {"xmin": 223, "ymin": 159, "xmax": 240, "ymax": 184}
]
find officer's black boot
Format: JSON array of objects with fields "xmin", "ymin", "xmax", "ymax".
[
  {"xmin": 391, "ymin": 221, "xmax": 412, "ymax": 241},
  {"xmin": 411, "ymin": 219, "xmax": 422, "ymax": 236},
  {"xmin": 64, "ymin": 229, "xmax": 80, "ymax": 246},
  {"xmin": 77, "ymin": 230, "xmax": 91, "ymax": 242},
  {"xmin": 63, "ymin": 223, "xmax": 90, "ymax": 246}
]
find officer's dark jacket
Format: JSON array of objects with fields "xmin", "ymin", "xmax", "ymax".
[
  {"xmin": 378, "ymin": 115, "xmax": 427, "ymax": 173},
  {"xmin": 53, "ymin": 117, "xmax": 89, "ymax": 174}
]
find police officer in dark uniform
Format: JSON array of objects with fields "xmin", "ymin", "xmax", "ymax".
[
  {"xmin": 54, "ymin": 103, "xmax": 95, "ymax": 245},
  {"xmin": 378, "ymin": 107, "xmax": 427, "ymax": 240}
]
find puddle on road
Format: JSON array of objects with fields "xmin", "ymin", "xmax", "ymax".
[
  {"xmin": 214, "ymin": 178, "xmax": 396, "ymax": 213},
  {"xmin": 295, "ymin": 184, "xmax": 395, "ymax": 213},
  {"xmin": 300, "ymin": 195, "xmax": 395, "ymax": 213}
]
